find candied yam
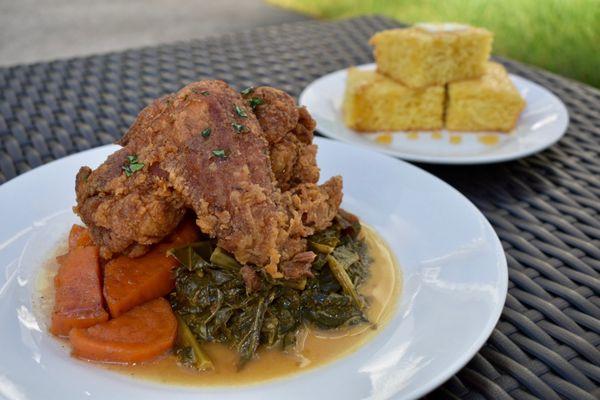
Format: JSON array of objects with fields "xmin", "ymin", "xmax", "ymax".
[
  {"xmin": 69, "ymin": 298, "xmax": 177, "ymax": 363},
  {"xmin": 103, "ymin": 219, "xmax": 199, "ymax": 317},
  {"xmin": 103, "ymin": 245, "xmax": 178, "ymax": 318},
  {"xmin": 167, "ymin": 218, "xmax": 200, "ymax": 246},
  {"xmin": 50, "ymin": 246, "xmax": 108, "ymax": 336},
  {"xmin": 68, "ymin": 224, "xmax": 93, "ymax": 250}
]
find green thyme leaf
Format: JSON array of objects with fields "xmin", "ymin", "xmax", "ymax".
[
  {"xmin": 240, "ymin": 87, "xmax": 254, "ymax": 96},
  {"xmin": 248, "ymin": 97, "xmax": 264, "ymax": 109},
  {"xmin": 212, "ymin": 149, "xmax": 227, "ymax": 159},
  {"xmin": 122, "ymin": 154, "xmax": 144, "ymax": 177},
  {"xmin": 234, "ymin": 105, "xmax": 247, "ymax": 118},
  {"xmin": 201, "ymin": 127, "xmax": 211, "ymax": 138},
  {"xmin": 129, "ymin": 163, "xmax": 144, "ymax": 172},
  {"xmin": 232, "ymin": 122, "xmax": 247, "ymax": 133},
  {"xmin": 192, "ymin": 88, "xmax": 210, "ymax": 96}
]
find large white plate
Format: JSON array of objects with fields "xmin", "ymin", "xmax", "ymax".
[
  {"xmin": 300, "ymin": 63, "xmax": 569, "ymax": 164},
  {"xmin": 0, "ymin": 138, "xmax": 507, "ymax": 400}
]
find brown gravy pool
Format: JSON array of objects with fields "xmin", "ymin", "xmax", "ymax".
[{"xmin": 35, "ymin": 225, "xmax": 402, "ymax": 386}]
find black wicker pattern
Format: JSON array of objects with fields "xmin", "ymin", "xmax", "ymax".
[{"xmin": 0, "ymin": 16, "xmax": 598, "ymax": 399}]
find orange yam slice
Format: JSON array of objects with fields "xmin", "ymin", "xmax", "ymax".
[
  {"xmin": 68, "ymin": 224, "xmax": 93, "ymax": 250},
  {"xmin": 69, "ymin": 298, "xmax": 177, "ymax": 363},
  {"xmin": 50, "ymin": 246, "xmax": 109, "ymax": 336},
  {"xmin": 167, "ymin": 218, "xmax": 200, "ymax": 247},
  {"xmin": 103, "ymin": 244, "xmax": 178, "ymax": 318},
  {"xmin": 103, "ymin": 220, "xmax": 199, "ymax": 317}
]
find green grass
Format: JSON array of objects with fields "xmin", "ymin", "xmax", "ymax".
[{"xmin": 269, "ymin": 0, "xmax": 600, "ymax": 88}]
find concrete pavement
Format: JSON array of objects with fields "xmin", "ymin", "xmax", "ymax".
[{"xmin": 0, "ymin": 0, "xmax": 306, "ymax": 66}]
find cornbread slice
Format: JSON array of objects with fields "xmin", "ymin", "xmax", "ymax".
[
  {"xmin": 342, "ymin": 68, "xmax": 444, "ymax": 131},
  {"xmin": 370, "ymin": 23, "xmax": 493, "ymax": 88},
  {"xmin": 446, "ymin": 62, "xmax": 526, "ymax": 132}
]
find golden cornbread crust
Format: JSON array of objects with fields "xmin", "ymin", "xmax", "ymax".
[
  {"xmin": 343, "ymin": 24, "xmax": 526, "ymax": 133},
  {"xmin": 446, "ymin": 62, "xmax": 526, "ymax": 132},
  {"xmin": 342, "ymin": 68, "xmax": 444, "ymax": 132},
  {"xmin": 370, "ymin": 25, "xmax": 493, "ymax": 88}
]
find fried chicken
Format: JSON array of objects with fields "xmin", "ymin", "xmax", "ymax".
[
  {"xmin": 74, "ymin": 80, "xmax": 342, "ymax": 278},
  {"xmin": 248, "ymin": 87, "xmax": 320, "ymax": 191},
  {"xmin": 75, "ymin": 148, "xmax": 185, "ymax": 259}
]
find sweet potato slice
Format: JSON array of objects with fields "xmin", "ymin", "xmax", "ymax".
[
  {"xmin": 69, "ymin": 298, "xmax": 177, "ymax": 363},
  {"xmin": 68, "ymin": 224, "xmax": 93, "ymax": 249},
  {"xmin": 50, "ymin": 246, "xmax": 109, "ymax": 336},
  {"xmin": 103, "ymin": 220, "xmax": 199, "ymax": 317},
  {"xmin": 167, "ymin": 218, "xmax": 200, "ymax": 247},
  {"xmin": 103, "ymin": 244, "xmax": 177, "ymax": 318}
]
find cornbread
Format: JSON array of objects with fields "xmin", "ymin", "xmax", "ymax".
[
  {"xmin": 446, "ymin": 62, "xmax": 526, "ymax": 132},
  {"xmin": 370, "ymin": 23, "xmax": 493, "ymax": 88},
  {"xmin": 342, "ymin": 68, "xmax": 444, "ymax": 131}
]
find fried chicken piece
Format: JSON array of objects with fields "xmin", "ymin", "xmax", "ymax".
[
  {"xmin": 282, "ymin": 176, "xmax": 343, "ymax": 238},
  {"xmin": 75, "ymin": 80, "xmax": 342, "ymax": 278},
  {"xmin": 240, "ymin": 265, "xmax": 262, "ymax": 293},
  {"xmin": 280, "ymin": 251, "xmax": 316, "ymax": 280},
  {"xmin": 270, "ymin": 134, "xmax": 319, "ymax": 191},
  {"xmin": 118, "ymin": 81, "xmax": 288, "ymax": 272},
  {"xmin": 248, "ymin": 86, "xmax": 299, "ymax": 145},
  {"xmin": 74, "ymin": 148, "xmax": 185, "ymax": 259},
  {"xmin": 246, "ymin": 87, "xmax": 319, "ymax": 191}
]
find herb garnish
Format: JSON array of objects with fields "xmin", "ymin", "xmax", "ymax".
[
  {"xmin": 200, "ymin": 91, "xmax": 210, "ymax": 96},
  {"xmin": 248, "ymin": 97, "xmax": 264, "ymax": 109},
  {"xmin": 201, "ymin": 127, "xmax": 211, "ymax": 138},
  {"xmin": 240, "ymin": 87, "xmax": 254, "ymax": 96},
  {"xmin": 232, "ymin": 122, "xmax": 247, "ymax": 133},
  {"xmin": 122, "ymin": 155, "xmax": 144, "ymax": 177},
  {"xmin": 212, "ymin": 149, "xmax": 228, "ymax": 159},
  {"xmin": 234, "ymin": 105, "xmax": 247, "ymax": 118}
]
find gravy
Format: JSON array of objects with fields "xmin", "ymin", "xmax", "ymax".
[{"xmin": 36, "ymin": 225, "xmax": 401, "ymax": 386}]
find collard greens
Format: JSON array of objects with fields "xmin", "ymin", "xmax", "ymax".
[{"xmin": 169, "ymin": 212, "xmax": 372, "ymax": 368}]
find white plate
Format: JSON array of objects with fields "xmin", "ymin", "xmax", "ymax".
[
  {"xmin": 299, "ymin": 63, "xmax": 569, "ymax": 164},
  {"xmin": 0, "ymin": 138, "xmax": 507, "ymax": 400}
]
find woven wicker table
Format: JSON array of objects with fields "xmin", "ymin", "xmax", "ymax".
[{"xmin": 1, "ymin": 16, "xmax": 598, "ymax": 400}]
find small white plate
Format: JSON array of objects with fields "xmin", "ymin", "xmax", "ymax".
[
  {"xmin": 0, "ymin": 138, "xmax": 507, "ymax": 399},
  {"xmin": 299, "ymin": 63, "xmax": 569, "ymax": 164}
]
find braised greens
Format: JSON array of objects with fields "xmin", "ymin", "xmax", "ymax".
[
  {"xmin": 175, "ymin": 314, "xmax": 214, "ymax": 371},
  {"xmin": 169, "ymin": 212, "xmax": 372, "ymax": 369}
]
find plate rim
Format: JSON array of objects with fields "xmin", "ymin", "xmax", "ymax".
[
  {"xmin": 0, "ymin": 138, "xmax": 508, "ymax": 399},
  {"xmin": 315, "ymin": 138, "xmax": 508, "ymax": 398},
  {"xmin": 299, "ymin": 63, "xmax": 570, "ymax": 165}
]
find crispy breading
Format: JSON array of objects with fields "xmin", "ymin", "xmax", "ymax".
[
  {"xmin": 74, "ymin": 80, "xmax": 342, "ymax": 277},
  {"xmin": 248, "ymin": 86, "xmax": 299, "ymax": 145},
  {"xmin": 74, "ymin": 148, "xmax": 185, "ymax": 259},
  {"xmin": 249, "ymin": 87, "xmax": 319, "ymax": 191}
]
